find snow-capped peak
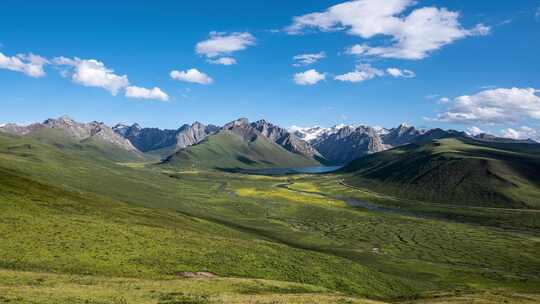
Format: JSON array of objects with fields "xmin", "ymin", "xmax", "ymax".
[
  {"xmin": 289, "ymin": 124, "xmax": 354, "ymax": 143},
  {"xmin": 373, "ymin": 126, "xmax": 390, "ymax": 135}
]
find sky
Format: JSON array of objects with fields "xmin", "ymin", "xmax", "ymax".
[{"xmin": 1, "ymin": 0, "xmax": 539, "ymax": 140}]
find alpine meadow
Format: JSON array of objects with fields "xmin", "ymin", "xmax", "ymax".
[{"xmin": 1, "ymin": 1, "xmax": 540, "ymax": 304}]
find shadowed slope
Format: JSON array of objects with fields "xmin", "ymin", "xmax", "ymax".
[{"xmin": 341, "ymin": 137, "xmax": 540, "ymax": 209}]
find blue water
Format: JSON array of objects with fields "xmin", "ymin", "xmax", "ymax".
[{"xmin": 237, "ymin": 166, "xmax": 343, "ymax": 175}]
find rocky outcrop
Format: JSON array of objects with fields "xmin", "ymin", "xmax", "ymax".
[{"xmin": 176, "ymin": 122, "xmax": 219, "ymax": 149}]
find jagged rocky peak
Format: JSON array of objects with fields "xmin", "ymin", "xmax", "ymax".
[
  {"xmin": 249, "ymin": 119, "xmax": 321, "ymax": 158},
  {"xmin": 251, "ymin": 119, "xmax": 287, "ymax": 141},
  {"xmin": 175, "ymin": 121, "xmax": 217, "ymax": 150},
  {"xmin": 112, "ymin": 121, "xmax": 219, "ymax": 154},
  {"xmin": 381, "ymin": 123, "xmax": 423, "ymax": 146},
  {"xmin": 44, "ymin": 115, "xmax": 76, "ymax": 126},
  {"xmin": 291, "ymin": 124, "xmax": 357, "ymax": 144},
  {"xmin": 223, "ymin": 117, "xmax": 250, "ymax": 130},
  {"xmin": 221, "ymin": 118, "xmax": 259, "ymax": 142}
]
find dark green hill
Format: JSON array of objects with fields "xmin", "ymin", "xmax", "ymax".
[
  {"xmin": 341, "ymin": 137, "xmax": 540, "ymax": 209},
  {"xmin": 162, "ymin": 130, "xmax": 321, "ymax": 170}
]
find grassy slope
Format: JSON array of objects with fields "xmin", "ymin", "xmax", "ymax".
[
  {"xmin": 22, "ymin": 128, "xmax": 147, "ymax": 163},
  {"xmin": 163, "ymin": 130, "xmax": 320, "ymax": 170},
  {"xmin": 1, "ymin": 133, "xmax": 540, "ymax": 302},
  {"xmin": 341, "ymin": 137, "xmax": 540, "ymax": 209}
]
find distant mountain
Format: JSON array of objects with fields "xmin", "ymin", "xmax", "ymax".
[
  {"xmin": 381, "ymin": 123, "xmax": 423, "ymax": 146},
  {"xmin": 162, "ymin": 118, "xmax": 321, "ymax": 170},
  {"xmin": 341, "ymin": 136, "xmax": 540, "ymax": 209},
  {"xmin": 113, "ymin": 123, "xmax": 180, "ymax": 153},
  {"xmin": 113, "ymin": 121, "xmax": 219, "ymax": 157},
  {"xmin": 5, "ymin": 116, "xmax": 537, "ymax": 168},
  {"xmin": 251, "ymin": 119, "xmax": 323, "ymax": 160},
  {"xmin": 474, "ymin": 133, "xmax": 538, "ymax": 144},
  {"xmin": 176, "ymin": 121, "xmax": 220, "ymax": 149},
  {"xmin": 1, "ymin": 116, "xmax": 138, "ymax": 152},
  {"xmin": 291, "ymin": 123, "xmax": 427, "ymax": 164},
  {"xmin": 308, "ymin": 126, "xmax": 388, "ymax": 165},
  {"xmin": 290, "ymin": 123, "xmax": 532, "ymax": 165},
  {"xmin": 0, "ymin": 116, "xmax": 143, "ymax": 162},
  {"xmin": 291, "ymin": 124, "xmax": 353, "ymax": 143}
]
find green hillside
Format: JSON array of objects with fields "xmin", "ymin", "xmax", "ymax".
[
  {"xmin": 163, "ymin": 130, "xmax": 321, "ymax": 170},
  {"xmin": 19, "ymin": 128, "xmax": 146, "ymax": 163},
  {"xmin": 341, "ymin": 137, "xmax": 540, "ymax": 209}
]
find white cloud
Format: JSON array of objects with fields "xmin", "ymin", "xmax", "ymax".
[
  {"xmin": 208, "ymin": 57, "xmax": 237, "ymax": 65},
  {"xmin": 335, "ymin": 64, "xmax": 384, "ymax": 83},
  {"xmin": 536, "ymin": 7, "xmax": 540, "ymax": 21},
  {"xmin": 501, "ymin": 126, "xmax": 538, "ymax": 140},
  {"xmin": 433, "ymin": 87, "xmax": 540, "ymax": 124},
  {"xmin": 501, "ymin": 128, "xmax": 520, "ymax": 139},
  {"xmin": 347, "ymin": 44, "xmax": 370, "ymax": 56},
  {"xmin": 293, "ymin": 52, "xmax": 326, "ymax": 66},
  {"xmin": 125, "ymin": 86, "xmax": 169, "ymax": 101},
  {"xmin": 53, "ymin": 57, "xmax": 129, "ymax": 95},
  {"xmin": 196, "ymin": 32, "xmax": 255, "ymax": 58},
  {"xmin": 0, "ymin": 52, "xmax": 48, "ymax": 77},
  {"xmin": 386, "ymin": 67, "xmax": 415, "ymax": 78},
  {"xmin": 467, "ymin": 126, "xmax": 484, "ymax": 136},
  {"xmin": 437, "ymin": 97, "xmax": 450, "ymax": 104},
  {"xmin": 293, "ymin": 69, "xmax": 326, "ymax": 85},
  {"xmin": 170, "ymin": 68, "xmax": 213, "ymax": 85},
  {"xmin": 287, "ymin": 0, "xmax": 490, "ymax": 60}
]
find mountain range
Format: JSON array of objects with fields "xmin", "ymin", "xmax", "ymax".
[{"xmin": 1, "ymin": 116, "xmax": 537, "ymax": 169}]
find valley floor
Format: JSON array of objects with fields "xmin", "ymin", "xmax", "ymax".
[{"xmin": 1, "ymin": 135, "xmax": 540, "ymax": 303}]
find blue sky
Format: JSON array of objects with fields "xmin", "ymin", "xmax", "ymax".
[{"xmin": 1, "ymin": 0, "xmax": 539, "ymax": 139}]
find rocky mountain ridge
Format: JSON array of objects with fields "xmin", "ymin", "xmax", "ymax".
[
  {"xmin": 113, "ymin": 122, "xmax": 219, "ymax": 155},
  {"xmin": 0, "ymin": 116, "xmax": 139, "ymax": 153},
  {"xmin": 3, "ymin": 116, "xmax": 536, "ymax": 166}
]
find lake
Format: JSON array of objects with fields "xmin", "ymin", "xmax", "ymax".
[{"xmin": 236, "ymin": 166, "xmax": 343, "ymax": 175}]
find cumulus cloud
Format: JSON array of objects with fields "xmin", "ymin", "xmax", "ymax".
[
  {"xmin": 125, "ymin": 86, "xmax": 169, "ymax": 101},
  {"xmin": 196, "ymin": 32, "xmax": 256, "ymax": 58},
  {"xmin": 207, "ymin": 57, "xmax": 237, "ymax": 65},
  {"xmin": 170, "ymin": 68, "xmax": 213, "ymax": 85},
  {"xmin": 335, "ymin": 64, "xmax": 384, "ymax": 83},
  {"xmin": 287, "ymin": 0, "xmax": 490, "ymax": 60},
  {"xmin": 293, "ymin": 69, "xmax": 326, "ymax": 85},
  {"xmin": 501, "ymin": 126, "xmax": 538, "ymax": 141},
  {"xmin": 293, "ymin": 52, "xmax": 326, "ymax": 66},
  {"xmin": 437, "ymin": 97, "xmax": 451, "ymax": 104},
  {"xmin": 467, "ymin": 126, "xmax": 484, "ymax": 136},
  {"xmin": 53, "ymin": 57, "xmax": 129, "ymax": 95},
  {"xmin": 432, "ymin": 87, "xmax": 540, "ymax": 124},
  {"xmin": 0, "ymin": 52, "xmax": 48, "ymax": 77},
  {"xmin": 386, "ymin": 67, "xmax": 415, "ymax": 78}
]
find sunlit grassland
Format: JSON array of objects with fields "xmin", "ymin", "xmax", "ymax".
[
  {"xmin": 0, "ymin": 270, "xmax": 384, "ymax": 304},
  {"xmin": 235, "ymin": 186, "xmax": 345, "ymax": 207}
]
